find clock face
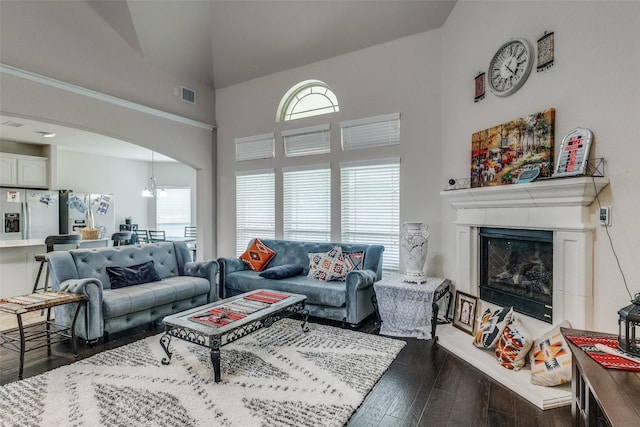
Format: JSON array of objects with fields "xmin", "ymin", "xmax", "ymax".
[{"xmin": 488, "ymin": 38, "xmax": 533, "ymax": 97}]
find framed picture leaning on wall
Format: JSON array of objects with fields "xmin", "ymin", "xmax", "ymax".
[{"xmin": 453, "ymin": 291, "xmax": 478, "ymax": 335}]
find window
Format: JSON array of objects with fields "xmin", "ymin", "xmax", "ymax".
[
  {"xmin": 341, "ymin": 113, "xmax": 400, "ymax": 150},
  {"xmin": 236, "ymin": 170, "xmax": 275, "ymax": 255},
  {"xmin": 282, "ymin": 124, "xmax": 330, "ymax": 157},
  {"xmin": 156, "ymin": 188, "xmax": 191, "ymax": 239},
  {"xmin": 341, "ymin": 159, "xmax": 400, "ymax": 271},
  {"xmin": 277, "ymin": 80, "xmax": 339, "ymax": 122},
  {"xmin": 283, "ymin": 165, "xmax": 331, "ymax": 242},
  {"xmin": 235, "ymin": 133, "xmax": 275, "ymax": 161}
]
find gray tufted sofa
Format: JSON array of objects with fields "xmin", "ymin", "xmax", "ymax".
[
  {"xmin": 47, "ymin": 241, "xmax": 218, "ymax": 342},
  {"xmin": 218, "ymin": 239, "xmax": 384, "ymax": 326}
]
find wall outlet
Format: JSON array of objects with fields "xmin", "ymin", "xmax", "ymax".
[{"xmin": 599, "ymin": 206, "xmax": 611, "ymax": 226}]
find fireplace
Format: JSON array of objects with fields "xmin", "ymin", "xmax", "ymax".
[
  {"xmin": 479, "ymin": 227, "xmax": 553, "ymax": 323},
  {"xmin": 439, "ymin": 177, "xmax": 609, "ymax": 409}
]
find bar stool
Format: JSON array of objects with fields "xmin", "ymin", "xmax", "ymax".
[
  {"xmin": 111, "ymin": 231, "xmax": 131, "ymax": 247},
  {"xmin": 32, "ymin": 234, "xmax": 82, "ymax": 293}
]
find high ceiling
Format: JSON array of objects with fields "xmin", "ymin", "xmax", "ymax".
[
  {"xmin": 91, "ymin": 0, "xmax": 456, "ymax": 88},
  {"xmin": 0, "ymin": 1, "xmax": 455, "ymax": 159}
]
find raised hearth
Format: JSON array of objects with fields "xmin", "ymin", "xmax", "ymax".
[{"xmin": 440, "ymin": 176, "xmax": 609, "ymax": 409}]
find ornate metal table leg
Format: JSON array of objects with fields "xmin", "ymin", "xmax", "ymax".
[
  {"xmin": 70, "ymin": 300, "xmax": 84, "ymax": 358},
  {"xmin": 300, "ymin": 309, "xmax": 310, "ymax": 332},
  {"xmin": 160, "ymin": 333, "xmax": 173, "ymax": 365},
  {"xmin": 431, "ymin": 302, "xmax": 439, "ymax": 342},
  {"xmin": 210, "ymin": 336, "xmax": 222, "ymax": 382},
  {"xmin": 17, "ymin": 313, "xmax": 25, "ymax": 380}
]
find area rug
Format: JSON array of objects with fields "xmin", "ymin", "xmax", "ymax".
[{"xmin": 0, "ymin": 319, "xmax": 405, "ymax": 427}]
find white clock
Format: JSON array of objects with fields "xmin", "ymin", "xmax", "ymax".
[{"xmin": 488, "ymin": 38, "xmax": 533, "ymax": 97}]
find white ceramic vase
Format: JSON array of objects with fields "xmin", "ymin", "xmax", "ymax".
[{"xmin": 400, "ymin": 221, "xmax": 430, "ymax": 283}]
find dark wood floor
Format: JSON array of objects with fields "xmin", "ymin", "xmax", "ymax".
[{"xmin": 0, "ymin": 316, "xmax": 572, "ymax": 426}]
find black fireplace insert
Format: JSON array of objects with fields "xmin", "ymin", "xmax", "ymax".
[{"xmin": 479, "ymin": 227, "xmax": 553, "ymax": 323}]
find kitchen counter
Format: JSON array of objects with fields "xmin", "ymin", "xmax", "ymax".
[
  {"xmin": 0, "ymin": 238, "xmax": 110, "ymax": 248},
  {"xmin": 0, "ymin": 238, "xmax": 110, "ymax": 298}
]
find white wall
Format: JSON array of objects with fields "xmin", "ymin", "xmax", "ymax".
[
  {"xmin": 439, "ymin": 1, "xmax": 640, "ymax": 333},
  {"xmin": 215, "ymin": 30, "xmax": 445, "ymax": 275},
  {"xmin": 216, "ymin": 0, "xmax": 640, "ymax": 334}
]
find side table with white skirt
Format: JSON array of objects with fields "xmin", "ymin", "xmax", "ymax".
[{"xmin": 373, "ymin": 273, "xmax": 451, "ymax": 340}]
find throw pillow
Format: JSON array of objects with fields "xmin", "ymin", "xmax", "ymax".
[
  {"xmin": 259, "ymin": 264, "xmax": 303, "ymax": 280},
  {"xmin": 106, "ymin": 261, "xmax": 160, "ymax": 289},
  {"xmin": 495, "ymin": 316, "xmax": 533, "ymax": 371},
  {"xmin": 307, "ymin": 246, "xmax": 347, "ymax": 282},
  {"xmin": 529, "ymin": 320, "xmax": 573, "ymax": 386},
  {"xmin": 343, "ymin": 251, "xmax": 365, "ymax": 274},
  {"xmin": 473, "ymin": 306, "xmax": 514, "ymax": 349},
  {"xmin": 239, "ymin": 238, "xmax": 276, "ymax": 272}
]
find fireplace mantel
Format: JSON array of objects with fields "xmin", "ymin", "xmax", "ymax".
[{"xmin": 440, "ymin": 176, "xmax": 609, "ymax": 209}]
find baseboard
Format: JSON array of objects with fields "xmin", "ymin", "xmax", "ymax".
[{"xmin": 437, "ymin": 323, "xmax": 572, "ymax": 410}]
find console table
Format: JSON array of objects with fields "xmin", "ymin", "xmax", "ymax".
[
  {"xmin": 373, "ymin": 274, "xmax": 451, "ymax": 340},
  {"xmin": 562, "ymin": 328, "xmax": 640, "ymax": 426},
  {"xmin": 0, "ymin": 291, "xmax": 87, "ymax": 380}
]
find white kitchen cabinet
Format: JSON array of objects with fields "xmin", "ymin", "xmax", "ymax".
[
  {"xmin": 0, "ymin": 153, "xmax": 48, "ymax": 188},
  {"xmin": 0, "ymin": 155, "xmax": 18, "ymax": 186}
]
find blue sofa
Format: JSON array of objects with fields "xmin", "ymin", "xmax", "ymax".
[
  {"xmin": 218, "ymin": 239, "xmax": 384, "ymax": 326},
  {"xmin": 47, "ymin": 241, "xmax": 218, "ymax": 342}
]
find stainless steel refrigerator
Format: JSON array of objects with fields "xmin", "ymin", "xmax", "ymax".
[
  {"xmin": 1, "ymin": 187, "xmax": 60, "ymax": 240},
  {"xmin": 59, "ymin": 191, "xmax": 115, "ymax": 239}
]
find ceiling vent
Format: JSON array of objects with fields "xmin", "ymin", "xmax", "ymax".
[{"xmin": 180, "ymin": 86, "xmax": 196, "ymax": 105}]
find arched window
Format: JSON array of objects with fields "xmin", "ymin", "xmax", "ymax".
[{"xmin": 277, "ymin": 80, "xmax": 339, "ymax": 122}]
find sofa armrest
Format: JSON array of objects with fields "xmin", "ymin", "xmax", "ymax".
[
  {"xmin": 345, "ymin": 269, "xmax": 377, "ymax": 291},
  {"xmin": 218, "ymin": 257, "xmax": 248, "ymax": 275},
  {"xmin": 185, "ymin": 260, "xmax": 220, "ymax": 303},
  {"xmin": 55, "ymin": 278, "xmax": 104, "ymax": 342}
]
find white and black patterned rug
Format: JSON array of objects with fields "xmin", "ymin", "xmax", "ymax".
[{"xmin": 0, "ymin": 319, "xmax": 405, "ymax": 427}]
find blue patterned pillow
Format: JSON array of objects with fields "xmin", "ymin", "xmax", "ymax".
[
  {"xmin": 473, "ymin": 306, "xmax": 514, "ymax": 349},
  {"xmin": 259, "ymin": 264, "xmax": 303, "ymax": 280}
]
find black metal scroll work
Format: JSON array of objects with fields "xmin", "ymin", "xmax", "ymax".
[
  {"xmin": 161, "ymin": 327, "xmax": 207, "ymax": 365},
  {"xmin": 159, "ymin": 333, "xmax": 172, "ymax": 365}
]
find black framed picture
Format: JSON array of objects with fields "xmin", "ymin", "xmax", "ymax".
[{"xmin": 453, "ymin": 291, "xmax": 478, "ymax": 335}]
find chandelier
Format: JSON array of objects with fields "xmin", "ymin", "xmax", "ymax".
[{"xmin": 141, "ymin": 151, "xmax": 167, "ymax": 198}]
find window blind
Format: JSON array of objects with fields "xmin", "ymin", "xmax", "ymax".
[
  {"xmin": 282, "ymin": 124, "xmax": 330, "ymax": 157},
  {"xmin": 235, "ymin": 133, "xmax": 275, "ymax": 161},
  {"xmin": 283, "ymin": 164, "xmax": 331, "ymax": 242},
  {"xmin": 235, "ymin": 170, "xmax": 275, "ymax": 255},
  {"xmin": 340, "ymin": 113, "xmax": 400, "ymax": 151},
  {"xmin": 156, "ymin": 187, "xmax": 191, "ymax": 239},
  {"xmin": 341, "ymin": 159, "xmax": 400, "ymax": 271}
]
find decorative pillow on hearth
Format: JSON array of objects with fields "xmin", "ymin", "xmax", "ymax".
[
  {"xmin": 529, "ymin": 320, "xmax": 573, "ymax": 386},
  {"xmin": 495, "ymin": 316, "xmax": 533, "ymax": 371},
  {"xmin": 308, "ymin": 246, "xmax": 347, "ymax": 282},
  {"xmin": 239, "ymin": 238, "xmax": 276, "ymax": 272},
  {"xmin": 473, "ymin": 306, "xmax": 514, "ymax": 349}
]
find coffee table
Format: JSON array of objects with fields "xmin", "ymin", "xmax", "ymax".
[{"xmin": 159, "ymin": 289, "xmax": 308, "ymax": 382}]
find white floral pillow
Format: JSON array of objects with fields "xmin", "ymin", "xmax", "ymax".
[{"xmin": 307, "ymin": 246, "xmax": 347, "ymax": 282}]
